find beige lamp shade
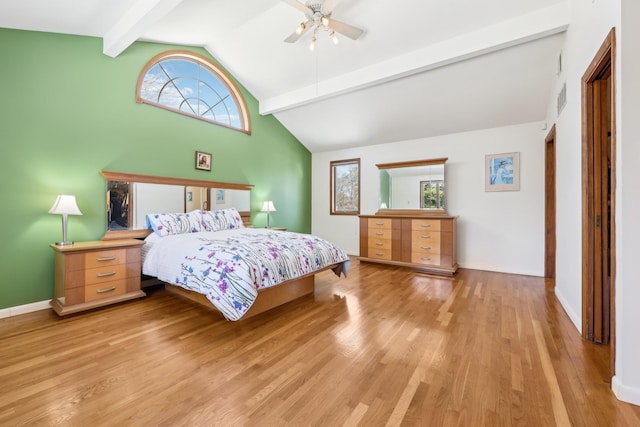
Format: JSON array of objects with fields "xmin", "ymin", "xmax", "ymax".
[
  {"xmin": 49, "ymin": 194, "xmax": 82, "ymax": 246},
  {"xmin": 49, "ymin": 194, "xmax": 83, "ymax": 216}
]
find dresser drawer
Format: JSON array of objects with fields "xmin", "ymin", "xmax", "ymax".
[
  {"xmin": 85, "ymin": 264, "xmax": 127, "ymax": 285},
  {"xmin": 368, "ymin": 228, "xmax": 392, "ymax": 240},
  {"xmin": 369, "ymin": 239, "xmax": 392, "ymax": 251},
  {"xmin": 85, "ymin": 279, "xmax": 127, "ymax": 302},
  {"xmin": 411, "ymin": 253, "xmax": 441, "ymax": 265},
  {"xmin": 85, "ymin": 249, "xmax": 127, "ymax": 269},
  {"xmin": 368, "ymin": 248, "xmax": 392, "ymax": 260},
  {"xmin": 412, "ymin": 240, "xmax": 440, "ymax": 254},
  {"xmin": 411, "ymin": 219, "xmax": 441, "ymax": 232},
  {"xmin": 411, "ymin": 230, "xmax": 442, "ymax": 244},
  {"xmin": 368, "ymin": 218, "xmax": 392, "ymax": 230}
]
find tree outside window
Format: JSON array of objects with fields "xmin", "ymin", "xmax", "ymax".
[
  {"xmin": 421, "ymin": 180, "xmax": 445, "ymax": 209},
  {"xmin": 330, "ymin": 159, "xmax": 360, "ymax": 215}
]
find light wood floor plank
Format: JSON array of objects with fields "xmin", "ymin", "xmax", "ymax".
[{"xmin": 1, "ymin": 261, "xmax": 639, "ymax": 426}]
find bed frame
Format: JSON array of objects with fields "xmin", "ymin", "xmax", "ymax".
[{"xmin": 163, "ymin": 264, "xmax": 338, "ymax": 320}]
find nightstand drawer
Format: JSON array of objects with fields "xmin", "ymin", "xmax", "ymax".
[
  {"xmin": 85, "ymin": 249, "xmax": 126, "ymax": 269},
  {"xmin": 85, "ymin": 279, "xmax": 127, "ymax": 302},
  {"xmin": 85, "ymin": 264, "xmax": 127, "ymax": 285}
]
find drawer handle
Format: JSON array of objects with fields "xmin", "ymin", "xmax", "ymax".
[
  {"xmin": 421, "ymin": 257, "xmax": 432, "ymax": 261},
  {"xmin": 96, "ymin": 286, "xmax": 117, "ymax": 294},
  {"xmin": 375, "ymin": 253, "xmax": 385, "ymax": 256},
  {"xmin": 375, "ymin": 232, "xmax": 385, "ymax": 236},
  {"xmin": 421, "ymin": 246, "xmax": 431, "ymax": 250},
  {"xmin": 421, "ymin": 235, "xmax": 431, "ymax": 239},
  {"xmin": 375, "ymin": 222, "xmax": 385, "ymax": 225},
  {"xmin": 97, "ymin": 256, "xmax": 117, "ymax": 262},
  {"xmin": 96, "ymin": 271, "xmax": 117, "ymax": 277},
  {"xmin": 420, "ymin": 224, "xmax": 431, "ymax": 227},
  {"xmin": 375, "ymin": 242, "xmax": 385, "ymax": 246}
]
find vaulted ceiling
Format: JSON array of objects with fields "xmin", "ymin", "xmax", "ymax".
[{"xmin": 0, "ymin": 0, "xmax": 568, "ymax": 152}]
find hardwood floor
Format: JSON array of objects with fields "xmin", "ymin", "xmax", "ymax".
[{"xmin": 2, "ymin": 260, "xmax": 639, "ymax": 426}]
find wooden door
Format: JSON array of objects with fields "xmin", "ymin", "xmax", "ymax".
[{"xmin": 582, "ymin": 29, "xmax": 616, "ymax": 360}]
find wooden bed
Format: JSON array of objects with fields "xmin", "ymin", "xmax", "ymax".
[{"xmin": 163, "ymin": 264, "xmax": 338, "ymax": 319}]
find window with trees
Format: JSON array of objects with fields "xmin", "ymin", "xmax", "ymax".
[
  {"xmin": 136, "ymin": 50, "xmax": 250, "ymax": 134},
  {"xmin": 421, "ymin": 180, "xmax": 445, "ymax": 209},
  {"xmin": 330, "ymin": 158, "xmax": 360, "ymax": 215}
]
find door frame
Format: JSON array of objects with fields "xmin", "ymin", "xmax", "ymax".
[
  {"xmin": 544, "ymin": 125, "xmax": 557, "ymax": 280},
  {"xmin": 581, "ymin": 28, "xmax": 616, "ymax": 371}
]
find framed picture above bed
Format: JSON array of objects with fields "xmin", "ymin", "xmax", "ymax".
[{"xmin": 196, "ymin": 151, "xmax": 212, "ymax": 171}]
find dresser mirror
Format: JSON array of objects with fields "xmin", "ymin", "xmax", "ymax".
[
  {"xmin": 377, "ymin": 158, "xmax": 447, "ymax": 215},
  {"xmin": 101, "ymin": 171, "xmax": 253, "ymax": 240}
]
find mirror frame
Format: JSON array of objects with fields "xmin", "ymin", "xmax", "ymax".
[
  {"xmin": 375, "ymin": 157, "xmax": 448, "ymax": 216},
  {"xmin": 101, "ymin": 171, "xmax": 254, "ymax": 240}
]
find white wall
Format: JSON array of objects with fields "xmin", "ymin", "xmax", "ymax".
[
  {"xmin": 546, "ymin": 0, "xmax": 640, "ymax": 407},
  {"xmin": 614, "ymin": 0, "xmax": 640, "ymax": 407},
  {"xmin": 312, "ymin": 121, "xmax": 547, "ymax": 277}
]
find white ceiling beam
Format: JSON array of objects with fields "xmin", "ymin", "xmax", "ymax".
[
  {"xmin": 259, "ymin": 3, "xmax": 569, "ymax": 115},
  {"xmin": 103, "ymin": 0, "xmax": 184, "ymax": 58}
]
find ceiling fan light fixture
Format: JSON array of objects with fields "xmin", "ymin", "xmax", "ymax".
[
  {"xmin": 321, "ymin": 16, "xmax": 330, "ymax": 27},
  {"xmin": 309, "ymin": 36, "xmax": 317, "ymax": 51},
  {"xmin": 295, "ymin": 22, "xmax": 306, "ymax": 35},
  {"xmin": 330, "ymin": 31, "xmax": 339, "ymax": 45}
]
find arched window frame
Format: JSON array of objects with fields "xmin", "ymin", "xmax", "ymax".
[{"xmin": 136, "ymin": 50, "xmax": 251, "ymax": 134}]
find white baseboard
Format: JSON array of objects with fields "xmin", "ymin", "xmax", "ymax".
[
  {"xmin": 0, "ymin": 300, "xmax": 51, "ymax": 319},
  {"xmin": 553, "ymin": 287, "xmax": 582, "ymax": 334},
  {"xmin": 612, "ymin": 376, "xmax": 640, "ymax": 406}
]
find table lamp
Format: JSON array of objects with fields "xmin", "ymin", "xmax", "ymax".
[
  {"xmin": 261, "ymin": 200, "xmax": 276, "ymax": 229},
  {"xmin": 49, "ymin": 194, "xmax": 83, "ymax": 246}
]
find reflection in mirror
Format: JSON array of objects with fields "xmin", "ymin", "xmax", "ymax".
[
  {"xmin": 377, "ymin": 158, "xmax": 447, "ymax": 213},
  {"xmin": 107, "ymin": 181, "xmax": 132, "ymax": 230},
  {"xmin": 102, "ymin": 171, "xmax": 253, "ymax": 239}
]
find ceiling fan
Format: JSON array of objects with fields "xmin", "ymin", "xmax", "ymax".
[{"xmin": 282, "ymin": 0, "xmax": 364, "ymax": 49}]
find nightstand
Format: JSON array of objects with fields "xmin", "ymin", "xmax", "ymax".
[{"xmin": 50, "ymin": 239, "xmax": 145, "ymax": 316}]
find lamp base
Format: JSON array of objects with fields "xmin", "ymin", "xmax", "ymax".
[{"xmin": 55, "ymin": 241, "xmax": 75, "ymax": 247}]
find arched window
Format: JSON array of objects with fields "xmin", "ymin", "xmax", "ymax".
[{"xmin": 136, "ymin": 50, "xmax": 250, "ymax": 134}]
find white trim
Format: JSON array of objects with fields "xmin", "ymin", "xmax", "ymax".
[
  {"xmin": 612, "ymin": 376, "xmax": 640, "ymax": 406},
  {"xmin": 553, "ymin": 287, "xmax": 582, "ymax": 334},
  {"xmin": 0, "ymin": 300, "xmax": 51, "ymax": 319}
]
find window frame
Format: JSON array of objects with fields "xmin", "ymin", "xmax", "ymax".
[
  {"xmin": 330, "ymin": 158, "xmax": 361, "ymax": 215},
  {"xmin": 135, "ymin": 50, "xmax": 251, "ymax": 134}
]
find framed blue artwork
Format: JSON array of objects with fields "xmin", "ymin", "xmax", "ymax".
[{"xmin": 485, "ymin": 152, "xmax": 520, "ymax": 191}]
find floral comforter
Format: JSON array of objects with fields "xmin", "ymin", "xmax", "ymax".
[{"xmin": 142, "ymin": 228, "xmax": 350, "ymax": 320}]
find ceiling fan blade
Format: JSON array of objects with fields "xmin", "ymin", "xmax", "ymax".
[
  {"xmin": 322, "ymin": 0, "xmax": 342, "ymax": 14},
  {"xmin": 327, "ymin": 19, "xmax": 364, "ymax": 40},
  {"xmin": 284, "ymin": 19, "xmax": 314, "ymax": 43},
  {"xmin": 282, "ymin": 0, "xmax": 313, "ymax": 15}
]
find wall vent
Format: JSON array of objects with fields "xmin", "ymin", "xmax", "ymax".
[{"xmin": 557, "ymin": 82, "xmax": 567, "ymax": 117}]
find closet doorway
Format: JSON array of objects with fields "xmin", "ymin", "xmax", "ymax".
[
  {"xmin": 544, "ymin": 125, "xmax": 556, "ymax": 281},
  {"xmin": 581, "ymin": 29, "xmax": 616, "ymax": 374}
]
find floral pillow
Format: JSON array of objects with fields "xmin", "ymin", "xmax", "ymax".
[
  {"xmin": 201, "ymin": 208, "xmax": 245, "ymax": 232},
  {"xmin": 146, "ymin": 210, "xmax": 205, "ymax": 236}
]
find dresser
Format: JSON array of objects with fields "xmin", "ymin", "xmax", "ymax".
[
  {"xmin": 359, "ymin": 214, "xmax": 458, "ymax": 275},
  {"xmin": 50, "ymin": 239, "xmax": 145, "ymax": 315}
]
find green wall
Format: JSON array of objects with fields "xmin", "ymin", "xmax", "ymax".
[{"xmin": 0, "ymin": 28, "xmax": 311, "ymax": 310}]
